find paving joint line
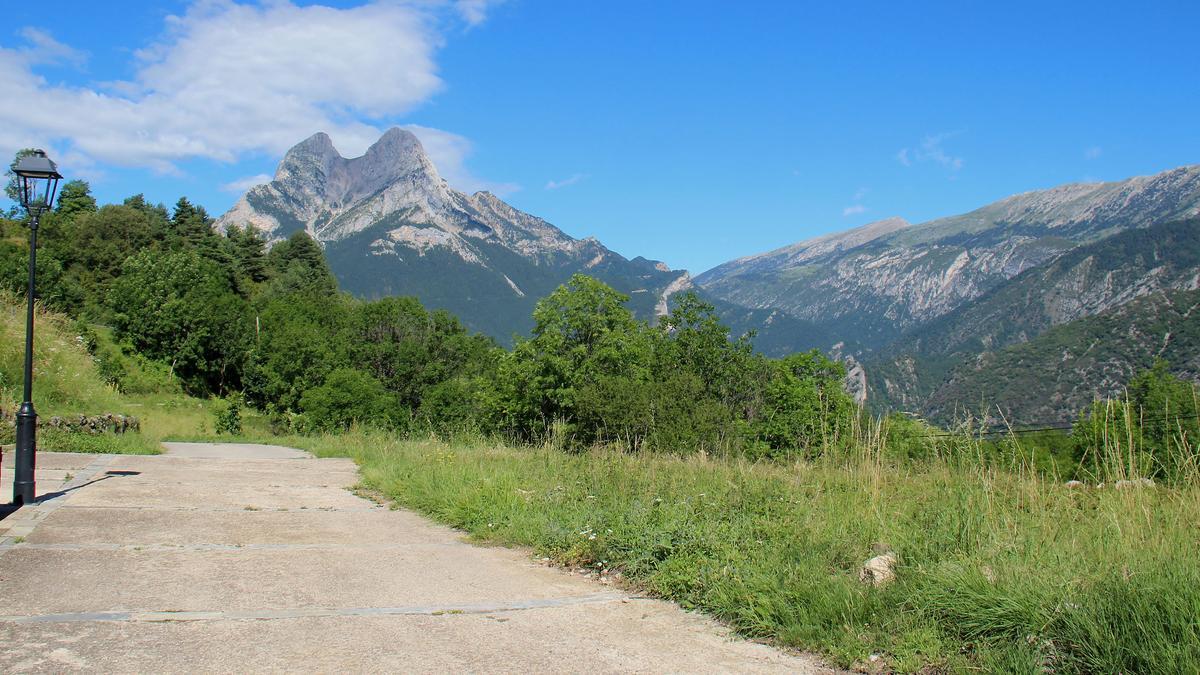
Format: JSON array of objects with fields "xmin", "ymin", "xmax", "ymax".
[
  {"xmin": 0, "ymin": 592, "xmax": 640, "ymax": 624},
  {"xmin": 15, "ymin": 542, "xmax": 473, "ymax": 553},
  {"xmin": 58, "ymin": 504, "xmax": 383, "ymax": 513},
  {"xmin": 0, "ymin": 454, "xmax": 118, "ymax": 553}
]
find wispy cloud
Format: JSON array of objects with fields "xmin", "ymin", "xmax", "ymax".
[
  {"xmin": 1084, "ymin": 146, "xmax": 1102, "ymax": 160},
  {"xmin": 853, "ymin": 186, "xmax": 869, "ymax": 201},
  {"xmin": 221, "ymin": 173, "xmax": 272, "ymax": 194},
  {"xmin": 897, "ymin": 132, "xmax": 965, "ymax": 171},
  {"xmin": 455, "ymin": 0, "xmax": 504, "ymax": 27},
  {"xmin": 18, "ymin": 27, "xmax": 87, "ymax": 67},
  {"xmin": 545, "ymin": 173, "xmax": 587, "ymax": 190},
  {"xmin": 843, "ymin": 204, "xmax": 867, "ymax": 217}
]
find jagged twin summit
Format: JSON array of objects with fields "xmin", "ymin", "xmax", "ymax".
[{"xmin": 216, "ymin": 128, "xmax": 687, "ymax": 340}]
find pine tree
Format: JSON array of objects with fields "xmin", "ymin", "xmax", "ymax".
[{"xmin": 56, "ymin": 180, "xmax": 98, "ymax": 222}]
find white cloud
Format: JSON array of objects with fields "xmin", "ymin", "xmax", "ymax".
[
  {"xmin": 545, "ymin": 173, "xmax": 587, "ymax": 190},
  {"xmin": 221, "ymin": 173, "xmax": 272, "ymax": 193},
  {"xmin": 897, "ymin": 132, "xmax": 964, "ymax": 171},
  {"xmin": 853, "ymin": 186, "xmax": 869, "ymax": 201},
  {"xmin": 1084, "ymin": 146, "xmax": 1102, "ymax": 160},
  {"xmin": 0, "ymin": 1, "xmax": 505, "ymax": 192},
  {"xmin": 843, "ymin": 204, "xmax": 867, "ymax": 217}
]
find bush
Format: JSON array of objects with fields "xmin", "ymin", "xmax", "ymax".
[
  {"xmin": 1071, "ymin": 361, "xmax": 1200, "ymax": 483},
  {"xmin": 213, "ymin": 395, "xmax": 243, "ymax": 435},
  {"xmin": 751, "ymin": 351, "xmax": 857, "ymax": 459},
  {"xmin": 299, "ymin": 368, "xmax": 400, "ymax": 432}
]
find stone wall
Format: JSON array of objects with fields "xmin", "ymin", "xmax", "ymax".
[{"xmin": 0, "ymin": 410, "xmax": 140, "ymax": 435}]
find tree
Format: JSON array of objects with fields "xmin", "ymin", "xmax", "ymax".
[
  {"xmin": 299, "ymin": 368, "xmax": 399, "ymax": 432},
  {"xmin": 347, "ymin": 297, "xmax": 495, "ymax": 410},
  {"xmin": 657, "ymin": 291, "xmax": 761, "ymax": 412},
  {"xmin": 108, "ymin": 250, "xmax": 253, "ymax": 395},
  {"xmin": 55, "ymin": 180, "xmax": 98, "ymax": 222},
  {"xmin": 48, "ymin": 204, "xmax": 168, "ymax": 316},
  {"xmin": 1072, "ymin": 361, "xmax": 1200, "ymax": 481},
  {"xmin": 123, "ymin": 194, "xmax": 171, "ymax": 225},
  {"xmin": 226, "ymin": 225, "xmax": 269, "ymax": 284},
  {"xmin": 495, "ymin": 274, "xmax": 653, "ymax": 440},
  {"xmin": 751, "ymin": 351, "xmax": 856, "ymax": 458},
  {"xmin": 0, "ymin": 240, "xmax": 73, "ymax": 308},
  {"xmin": 264, "ymin": 231, "xmax": 337, "ymax": 295},
  {"xmin": 4, "ymin": 149, "xmax": 39, "ymax": 215},
  {"xmin": 242, "ymin": 290, "xmax": 351, "ymax": 412}
]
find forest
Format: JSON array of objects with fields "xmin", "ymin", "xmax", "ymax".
[{"xmin": 4, "ymin": 176, "xmax": 1199, "ymax": 485}]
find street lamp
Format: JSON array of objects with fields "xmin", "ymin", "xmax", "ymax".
[{"xmin": 10, "ymin": 150, "xmax": 62, "ymax": 506}]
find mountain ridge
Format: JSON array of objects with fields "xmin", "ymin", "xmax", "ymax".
[
  {"xmin": 696, "ymin": 165, "xmax": 1200, "ymax": 352},
  {"xmin": 216, "ymin": 128, "xmax": 687, "ymax": 341}
]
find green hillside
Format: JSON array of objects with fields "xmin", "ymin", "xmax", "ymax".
[
  {"xmin": 868, "ymin": 218, "xmax": 1200, "ymax": 418},
  {"xmin": 899, "ymin": 218, "xmax": 1200, "ymax": 358},
  {"xmin": 920, "ymin": 287, "xmax": 1200, "ymax": 424}
]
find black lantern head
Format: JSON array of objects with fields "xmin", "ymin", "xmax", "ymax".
[{"xmin": 13, "ymin": 150, "xmax": 63, "ymax": 216}]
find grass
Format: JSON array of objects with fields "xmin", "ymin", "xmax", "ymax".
[
  {"xmin": 4, "ymin": 293, "xmax": 1197, "ymax": 671},
  {"xmin": 0, "ymin": 290, "xmax": 273, "ymax": 454},
  {"xmin": 292, "ymin": 430, "xmax": 1200, "ymax": 673}
]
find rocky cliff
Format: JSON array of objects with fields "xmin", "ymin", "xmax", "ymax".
[
  {"xmin": 696, "ymin": 167, "xmax": 1200, "ymax": 352},
  {"xmin": 217, "ymin": 129, "xmax": 687, "ymax": 340}
]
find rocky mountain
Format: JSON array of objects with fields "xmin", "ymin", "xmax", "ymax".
[
  {"xmin": 697, "ymin": 166, "xmax": 1200, "ymax": 421},
  {"xmin": 697, "ymin": 166, "xmax": 1200, "ymax": 352},
  {"xmin": 868, "ymin": 217, "xmax": 1200, "ymax": 417},
  {"xmin": 911, "ymin": 287, "xmax": 1200, "ymax": 424},
  {"xmin": 217, "ymin": 129, "xmax": 687, "ymax": 341}
]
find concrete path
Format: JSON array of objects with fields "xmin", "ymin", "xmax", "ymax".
[{"xmin": 0, "ymin": 444, "xmax": 832, "ymax": 673}]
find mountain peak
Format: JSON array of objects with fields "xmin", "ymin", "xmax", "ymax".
[
  {"xmin": 216, "ymin": 129, "xmax": 684, "ymax": 343},
  {"xmin": 370, "ymin": 126, "xmax": 421, "ymax": 149}
]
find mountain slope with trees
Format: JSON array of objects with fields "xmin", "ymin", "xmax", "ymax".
[
  {"xmin": 216, "ymin": 128, "xmax": 687, "ymax": 342},
  {"xmin": 697, "ymin": 166, "xmax": 1200, "ymax": 352},
  {"xmin": 867, "ymin": 218, "xmax": 1200, "ymax": 416},
  {"xmin": 911, "ymin": 287, "xmax": 1200, "ymax": 424}
]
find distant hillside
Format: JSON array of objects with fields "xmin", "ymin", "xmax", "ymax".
[
  {"xmin": 697, "ymin": 166, "xmax": 1200, "ymax": 352},
  {"xmin": 910, "ymin": 287, "xmax": 1200, "ymax": 424},
  {"xmin": 868, "ymin": 218, "xmax": 1200, "ymax": 413},
  {"xmin": 217, "ymin": 128, "xmax": 686, "ymax": 342}
]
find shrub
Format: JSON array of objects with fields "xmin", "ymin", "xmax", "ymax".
[
  {"xmin": 751, "ymin": 351, "xmax": 856, "ymax": 459},
  {"xmin": 1071, "ymin": 361, "xmax": 1200, "ymax": 483},
  {"xmin": 213, "ymin": 395, "xmax": 243, "ymax": 435},
  {"xmin": 298, "ymin": 368, "xmax": 400, "ymax": 432}
]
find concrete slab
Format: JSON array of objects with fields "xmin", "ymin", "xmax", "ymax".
[
  {"xmin": 0, "ymin": 447, "xmax": 835, "ymax": 673},
  {"xmin": 1, "ymin": 452, "xmax": 98, "ymax": 471},
  {"xmin": 23, "ymin": 508, "xmax": 454, "ymax": 547},
  {"xmin": 0, "ymin": 607, "xmax": 820, "ymax": 674}
]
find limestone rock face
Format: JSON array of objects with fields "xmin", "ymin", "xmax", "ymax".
[
  {"xmin": 697, "ymin": 165, "xmax": 1200, "ymax": 419},
  {"xmin": 216, "ymin": 128, "xmax": 685, "ymax": 341},
  {"xmin": 697, "ymin": 166, "xmax": 1200, "ymax": 352}
]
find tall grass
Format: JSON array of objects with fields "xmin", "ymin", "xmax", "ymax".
[
  {"xmin": 0, "ymin": 290, "xmax": 243, "ymax": 453},
  {"xmin": 294, "ymin": 424, "xmax": 1200, "ymax": 673},
  {"xmin": 0, "ymin": 290, "xmax": 126, "ymax": 416}
]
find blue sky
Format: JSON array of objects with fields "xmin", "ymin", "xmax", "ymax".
[{"xmin": 3, "ymin": 1, "xmax": 1198, "ymax": 274}]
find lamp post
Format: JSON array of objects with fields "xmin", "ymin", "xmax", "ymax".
[{"xmin": 10, "ymin": 150, "xmax": 62, "ymax": 506}]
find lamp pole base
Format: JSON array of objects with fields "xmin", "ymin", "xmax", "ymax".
[{"xmin": 13, "ymin": 401, "xmax": 36, "ymax": 505}]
